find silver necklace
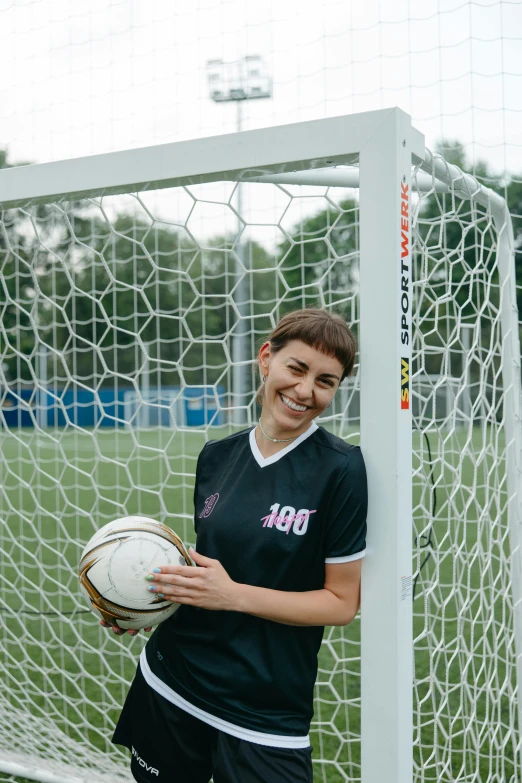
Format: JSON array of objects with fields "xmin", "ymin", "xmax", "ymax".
[{"xmin": 258, "ymin": 419, "xmax": 298, "ymax": 443}]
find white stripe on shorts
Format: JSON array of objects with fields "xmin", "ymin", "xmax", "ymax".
[{"xmin": 139, "ymin": 647, "xmax": 311, "ymax": 749}]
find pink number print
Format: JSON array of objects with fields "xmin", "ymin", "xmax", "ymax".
[{"xmin": 199, "ymin": 493, "xmax": 219, "ymax": 518}]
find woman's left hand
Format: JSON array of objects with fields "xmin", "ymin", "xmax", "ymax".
[{"xmin": 147, "ymin": 548, "xmax": 240, "ymax": 612}]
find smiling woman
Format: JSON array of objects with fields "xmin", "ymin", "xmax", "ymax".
[
  {"xmin": 112, "ymin": 308, "xmax": 367, "ymax": 783},
  {"xmin": 255, "ymin": 309, "xmax": 356, "ymax": 455}
]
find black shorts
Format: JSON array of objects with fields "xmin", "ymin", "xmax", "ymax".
[{"xmin": 112, "ymin": 664, "xmax": 313, "ymax": 783}]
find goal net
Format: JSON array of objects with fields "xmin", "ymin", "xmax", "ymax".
[{"xmin": 0, "ymin": 113, "xmax": 520, "ymax": 783}]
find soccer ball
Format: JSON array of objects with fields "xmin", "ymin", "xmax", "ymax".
[{"xmin": 79, "ymin": 516, "xmax": 192, "ymax": 631}]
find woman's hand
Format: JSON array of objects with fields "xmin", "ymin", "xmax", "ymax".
[
  {"xmin": 146, "ymin": 548, "xmax": 240, "ymax": 612},
  {"xmin": 99, "ymin": 620, "xmax": 152, "ymax": 637}
]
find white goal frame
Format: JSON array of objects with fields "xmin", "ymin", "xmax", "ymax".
[{"xmin": 0, "ymin": 108, "xmax": 521, "ymax": 783}]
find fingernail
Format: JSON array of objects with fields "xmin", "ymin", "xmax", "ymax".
[
  {"xmin": 153, "ymin": 568, "xmax": 161, "ymax": 573},
  {"xmin": 189, "ymin": 547, "xmax": 195, "ymax": 553},
  {"xmin": 157, "ymin": 593, "xmax": 164, "ymax": 599},
  {"xmin": 146, "ymin": 574, "xmax": 154, "ymax": 581},
  {"xmin": 148, "ymin": 586, "xmax": 156, "ymax": 592}
]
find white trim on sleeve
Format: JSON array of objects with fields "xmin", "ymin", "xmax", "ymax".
[
  {"xmin": 139, "ymin": 648, "xmax": 311, "ymax": 749},
  {"xmin": 325, "ymin": 549, "xmax": 366, "ymax": 564}
]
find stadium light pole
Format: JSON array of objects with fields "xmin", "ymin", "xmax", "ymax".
[{"xmin": 207, "ymin": 56, "xmax": 272, "ymax": 425}]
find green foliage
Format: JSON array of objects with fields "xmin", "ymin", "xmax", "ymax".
[
  {"xmin": 1, "ymin": 141, "xmax": 521, "ymax": 391},
  {"xmin": 412, "ymin": 141, "xmax": 522, "ymax": 391},
  {"xmin": 276, "ymin": 196, "xmax": 359, "ymax": 322},
  {"xmin": 1, "ymin": 198, "xmax": 277, "ymax": 387},
  {"xmin": 434, "ymin": 138, "xmax": 522, "ymax": 312}
]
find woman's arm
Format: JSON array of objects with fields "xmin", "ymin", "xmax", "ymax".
[
  {"xmin": 234, "ymin": 559, "xmax": 361, "ymax": 626},
  {"xmin": 147, "ymin": 549, "xmax": 362, "ymax": 627}
]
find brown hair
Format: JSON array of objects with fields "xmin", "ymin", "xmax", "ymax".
[{"xmin": 264, "ymin": 308, "xmax": 357, "ymax": 380}]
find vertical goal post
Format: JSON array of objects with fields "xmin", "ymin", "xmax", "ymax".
[{"xmin": 0, "ymin": 107, "xmax": 521, "ymax": 783}]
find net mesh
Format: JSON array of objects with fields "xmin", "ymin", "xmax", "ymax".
[{"xmin": 0, "ymin": 152, "xmax": 519, "ymax": 782}]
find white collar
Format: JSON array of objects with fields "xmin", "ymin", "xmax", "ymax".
[{"xmin": 249, "ymin": 421, "xmax": 318, "ymax": 468}]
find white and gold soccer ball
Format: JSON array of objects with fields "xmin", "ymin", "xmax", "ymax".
[{"xmin": 79, "ymin": 516, "xmax": 191, "ymax": 631}]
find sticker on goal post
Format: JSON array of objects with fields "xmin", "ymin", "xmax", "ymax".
[
  {"xmin": 400, "ymin": 358, "xmax": 410, "ymax": 409},
  {"xmin": 399, "ymin": 174, "xmax": 411, "ymax": 412},
  {"xmin": 401, "ymin": 575, "xmax": 412, "ymax": 601}
]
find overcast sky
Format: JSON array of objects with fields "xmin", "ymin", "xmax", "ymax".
[{"xmin": 1, "ymin": 0, "xmax": 521, "ymax": 180}]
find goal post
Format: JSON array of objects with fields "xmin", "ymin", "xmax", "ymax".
[{"xmin": 0, "ymin": 108, "xmax": 520, "ymax": 783}]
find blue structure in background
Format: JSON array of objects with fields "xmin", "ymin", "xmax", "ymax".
[{"xmin": 1, "ymin": 386, "xmax": 226, "ymax": 428}]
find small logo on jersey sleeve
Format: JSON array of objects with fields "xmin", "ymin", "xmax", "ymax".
[{"xmin": 200, "ymin": 493, "xmax": 219, "ymax": 518}]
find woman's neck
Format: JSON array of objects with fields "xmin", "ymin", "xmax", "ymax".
[
  {"xmin": 254, "ymin": 425, "xmax": 293, "ymax": 458},
  {"xmin": 255, "ymin": 418, "xmax": 312, "ymax": 458}
]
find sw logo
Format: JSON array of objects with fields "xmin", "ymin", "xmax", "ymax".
[{"xmin": 401, "ymin": 358, "xmax": 410, "ymax": 410}]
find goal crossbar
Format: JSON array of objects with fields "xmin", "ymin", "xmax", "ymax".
[{"xmin": 0, "ymin": 110, "xmax": 424, "ymax": 210}]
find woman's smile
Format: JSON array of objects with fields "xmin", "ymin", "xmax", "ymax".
[{"xmin": 278, "ymin": 392, "xmax": 310, "ymax": 414}]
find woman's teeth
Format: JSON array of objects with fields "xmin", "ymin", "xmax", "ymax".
[{"xmin": 280, "ymin": 394, "xmax": 307, "ymax": 412}]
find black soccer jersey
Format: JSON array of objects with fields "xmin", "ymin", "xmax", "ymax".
[{"xmin": 143, "ymin": 422, "xmax": 367, "ymax": 748}]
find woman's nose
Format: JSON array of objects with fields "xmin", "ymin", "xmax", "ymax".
[{"xmin": 294, "ymin": 378, "xmax": 314, "ymax": 399}]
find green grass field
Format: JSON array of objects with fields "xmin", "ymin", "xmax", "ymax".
[{"xmin": 0, "ymin": 425, "xmax": 518, "ymax": 783}]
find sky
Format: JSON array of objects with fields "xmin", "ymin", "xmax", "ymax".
[{"xmin": 1, "ymin": 0, "xmax": 521, "ymax": 178}]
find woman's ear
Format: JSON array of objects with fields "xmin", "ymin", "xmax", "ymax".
[{"xmin": 258, "ymin": 341, "xmax": 271, "ymax": 378}]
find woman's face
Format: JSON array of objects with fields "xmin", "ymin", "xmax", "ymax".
[{"xmin": 258, "ymin": 339, "xmax": 343, "ymax": 435}]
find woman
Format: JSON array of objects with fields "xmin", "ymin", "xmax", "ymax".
[{"xmin": 110, "ymin": 308, "xmax": 368, "ymax": 783}]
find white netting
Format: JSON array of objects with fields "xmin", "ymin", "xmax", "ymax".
[
  {"xmin": 411, "ymin": 169, "xmax": 520, "ymax": 783},
  {"xmin": 0, "ymin": 151, "xmax": 519, "ymax": 783}
]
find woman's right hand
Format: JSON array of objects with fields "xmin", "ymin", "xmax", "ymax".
[{"xmin": 100, "ymin": 620, "xmax": 152, "ymax": 637}]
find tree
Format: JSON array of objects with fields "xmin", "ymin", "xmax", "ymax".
[
  {"xmin": 275, "ymin": 195, "xmax": 360, "ymax": 328},
  {"xmin": 0, "ymin": 150, "xmax": 44, "ymax": 386},
  {"xmin": 32, "ymin": 208, "xmax": 274, "ymax": 389},
  {"xmin": 2, "ymin": 142, "xmax": 521, "ymax": 398}
]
